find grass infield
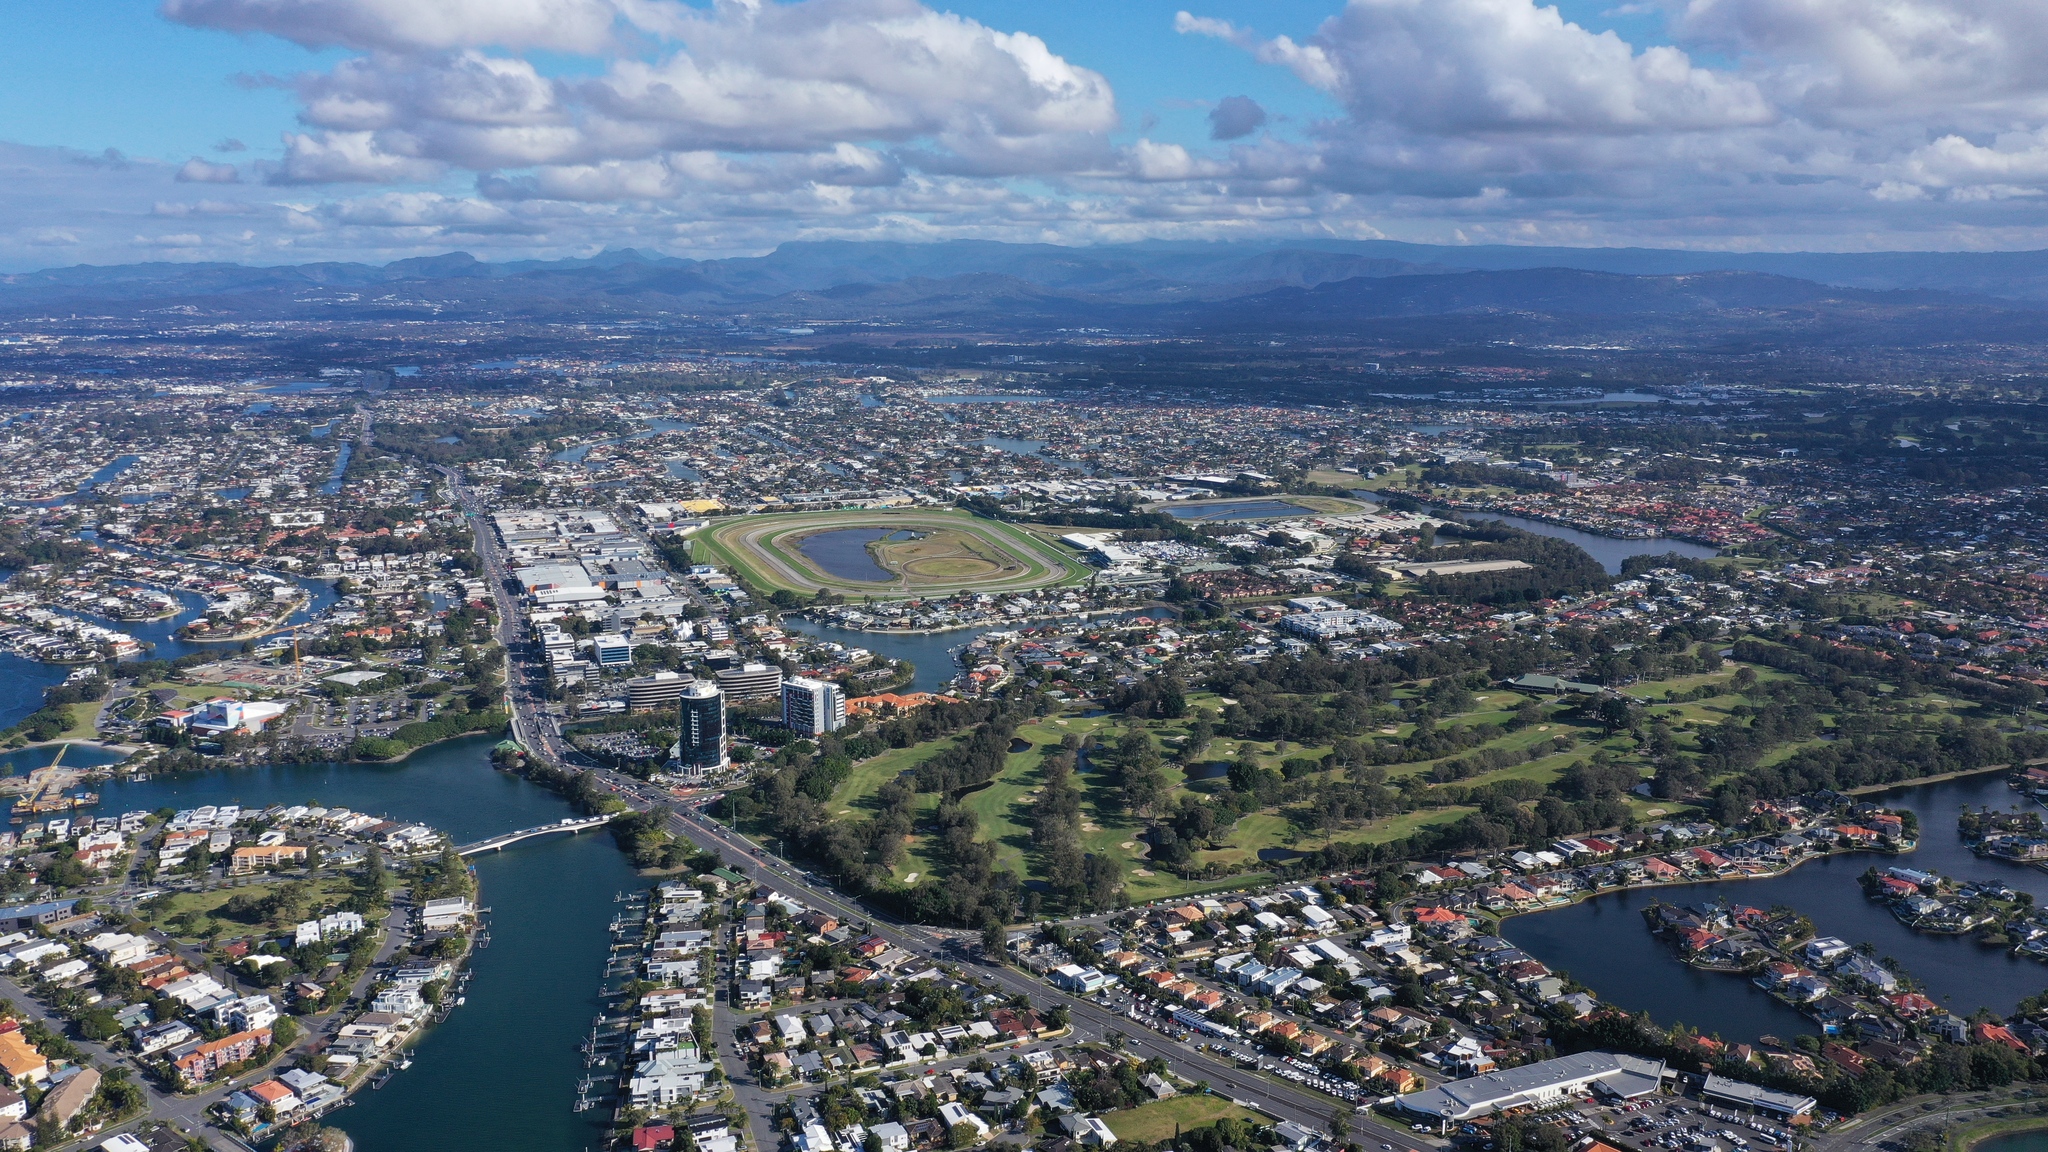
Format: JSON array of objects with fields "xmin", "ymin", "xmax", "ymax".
[{"xmin": 697, "ymin": 508, "xmax": 1093, "ymax": 596}]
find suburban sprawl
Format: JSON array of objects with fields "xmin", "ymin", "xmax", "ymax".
[{"xmin": 11, "ymin": 294, "xmax": 2048, "ymax": 1152}]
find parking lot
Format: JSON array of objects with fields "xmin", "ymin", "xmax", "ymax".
[{"xmin": 1447, "ymin": 1095, "xmax": 1800, "ymax": 1152}]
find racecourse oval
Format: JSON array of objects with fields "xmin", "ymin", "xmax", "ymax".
[{"xmin": 696, "ymin": 509, "xmax": 1093, "ymax": 597}]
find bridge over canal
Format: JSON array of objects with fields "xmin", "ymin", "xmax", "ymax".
[{"xmin": 457, "ymin": 813, "xmax": 617, "ymax": 856}]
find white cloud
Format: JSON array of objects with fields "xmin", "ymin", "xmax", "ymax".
[
  {"xmin": 179, "ymin": 0, "xmax": 1119, "ymax": 195},
  {"xmin": 161, "ymin": 0, "xmax": 638, "ymax": 53},
  {"xmin": 1674, "ymin": 0, "xmax": 2048, "ymax": 122},
  {"xmin": 1185, "ymin": 0, "xmax": 1770, "ymax": 135},
  {"xmin": 176, "ymin": 157, "xmax": 241, "ymax": 183},
  {"xmin": 1167, "ymin": 0, "xmax": 2048, "ymax": 233}
]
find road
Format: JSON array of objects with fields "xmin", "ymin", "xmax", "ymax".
[
  {"xmin": 440, "ymin": 465, "xmax": 571, "ymax": 764},
  {"xmin": 442, "ymin": 463, "xmax": 1431, "ymax": 1149},
  {"xmin": 643, "ymin": 784, "xmax": 1432, "ymax": 1150},
  {"xmin": 0, "ymin": 967, "xmax": 245, "ymax": 1152}
]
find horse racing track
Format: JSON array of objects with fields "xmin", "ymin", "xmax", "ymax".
[{"xmin": 695, "ymin": 509, "xmax": 1092, "ymax": 596}]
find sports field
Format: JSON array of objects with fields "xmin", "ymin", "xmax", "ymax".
[{"xmin": 697, "ymin": 509, "xmax": 1093, "ymax": 596}]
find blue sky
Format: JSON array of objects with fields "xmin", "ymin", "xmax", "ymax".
[
  {"xmin": 0, "ymin": 0, "xmax": 2042, "ymax": 267},
  {"xmin": 0, "ymin": 1, "xmax": 1677, "ymax": 163}
]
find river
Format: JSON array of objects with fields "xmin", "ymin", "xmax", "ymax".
[
  {"xmin": 1504, "ymin": 771, "xmax": 2048, "ymax": 1041},
  {"xmin": 1350, "ymin": 492, "xmax": 1721, "ymax": 574},
  {"xmin": 95, "ymin": 734, "xmax": 637, "ymax": 1150}
]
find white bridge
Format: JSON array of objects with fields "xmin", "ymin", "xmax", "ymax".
[{"xmin": 457, "ymin": 813, "xmax": 617, "ymax": 856}]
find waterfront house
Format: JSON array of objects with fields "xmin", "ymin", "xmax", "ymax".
[
  {"xmin": 419, "ymin": 897, "xmax": 475, "ymax": 930},
  {"xmin": 1802, "ymin": 937, "xmax": 1852, "ymax": 964}
]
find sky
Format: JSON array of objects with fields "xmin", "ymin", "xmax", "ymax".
[{"xmin": 2, "ymin": 0, "xmax": 2047, "ymax": 269}]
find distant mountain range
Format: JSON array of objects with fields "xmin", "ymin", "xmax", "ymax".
[{"xmin": 2, "ymin": 239, "xmax": 2043, "ymax": 350}]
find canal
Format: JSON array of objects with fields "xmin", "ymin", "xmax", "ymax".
[
  {"xmin": 1349, "ymin": 492, "xmax": 1721, "ymax": 575},
  {"xmin": 94, "ymin": 734, "xmax": 636, "ymax": 1150},
  {"xmin": 1504, "ymin": 771, "xmax": 2048, "ymax": 1041},
  {"xmin": 783, "ymin": 607, "xmax": 1177, "ymax": 695}
]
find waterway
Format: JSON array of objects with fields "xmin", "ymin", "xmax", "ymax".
[
  {"xmin": 783, "ymin": 616, "xmax": 971, "ymax": 693},
  {"xmin": 70, "ymin": 541, "xmax": 343, "ymax": 660},
  {"xmin": 94, "ymin": 734, "xmax": 636, "ymax": 1150},
  {"xmin": 0, "ymin": 741, "xmax": 125, "ymax": 777},
  {"xmin": 796, "ymin": 528, "xmax": 903, "ymax": 584},
  {"xmin": 1984, "ymin": 1132, "xmax": 2048, "ymax": 1152},
  {"xmin": 1163, "ymin": 499, "xmax": 1322, "ymax": 522},
  {"xmin": 321, "ymin": 444, "xmax": 354, "ymax": 496},
  {"xmin": 1504, "ymin": 771, "xmax": 2048, "ymax": 1041},
  {"xmin": 783, "ymin": 606, "xmax": 1175, "ymax": 696},
  {"xmin": 1350, "ymin": 493, "xmax": 1721, "ymax": 575},
  {"xmin": 928, "ymin": 395, "xmax": 1053, "ymax": 404}
]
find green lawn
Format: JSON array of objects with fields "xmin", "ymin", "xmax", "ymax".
[
  {"xmin": 830, "ymin": 736, "xmax": 962, "ymax": 816},
  {"xmin": 142, "ymin": 876, "xmax": 356, "ymax": 943},
  {"xmin": 1105, "ymin": 1095, "xmax": 1269, "ymax": 1142}
]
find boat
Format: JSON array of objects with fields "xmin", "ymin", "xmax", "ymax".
[{"xmin": 398, "ymin": 1054, "xmax": 414, "ymax": 1070}]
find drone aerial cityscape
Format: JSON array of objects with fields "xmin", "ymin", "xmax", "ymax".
[{"xmin": 10, "ymin": 3, "xmax": 2048, "ymax": 1152}]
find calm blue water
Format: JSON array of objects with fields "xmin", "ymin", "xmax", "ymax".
[
  {"xmin": 783, "ymin": 607, "xmax": 1172, "ymax": 695},
  {"xmin": 0, "ymin": 656, "xmax": 72, "ymax": 732},
  {"xmin": 928, "ymin": 395, "xmax": 1052, "ymax": 404},
  {"xmin": 215, "ymin": 487, "xmax": 253, "ymax": 501},
  {"xmin": 551, "ymin": 439, "xmax": 619, "ymax": 465},
  {"xmin": 1463, "ymin": 511, "xmax": 1721, "ymax": 574},
  {"xmin": 243, "ymin": 402, "xmax": 274, "ymax": 416},
  {"xmin": 0, "ymin": 742, "xmax": 125, "ymax": 777},
  {"xmin": 93, "ymin": 735, "xmax": 636, "ymax": 1151},
  {"xmin": 321, "ymin": 444, "xmax": 353, "ymax": 496},
  {"xmin": 975, "ymin": 437, "xmax": 1048, "ymax": 455},
  {"xmin": 797, "ymin": 528, "xmax": 899, "ymax": 583},
  {"xmin": 665, "ymin": 460, "xmax": 702, "ymax": 481},
  {"xmin": 84, "ymin": 455, "xmax": 140, "ymax": 497},
  {"xmin": 1165, "ymin": 499, "xmax": 1317, "ymax": 521},
  {"xmin": 783, "ymin": 616, "xmax": 983, "ymax": 693},
  {"xmin": 1505, "ymin": 771, "xmax": 2048, "ymax": 1040},
  {"xmin": 1350, "ymin": 493, "xmax": 1724, "ymax": 575},
  {"xmin": 860, "ymin": 395, "xmax": 884, "ymax": 408}
]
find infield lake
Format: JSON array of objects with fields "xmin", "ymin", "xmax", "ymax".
[{"xmin": 797, "ymin": 528, "xmax": 909, "ymax": 583}]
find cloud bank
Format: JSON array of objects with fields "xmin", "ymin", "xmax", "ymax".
[{"xmin": 5, "ymin": 0, "xmax": 2048, "ymax": 266}]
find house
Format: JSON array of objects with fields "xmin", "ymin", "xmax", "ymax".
[
  {"xmin": 244, "ymin": 1078, "xmax": 302, "ymax": 1118},
  {"xmin": 940, "ymin": 1102, "xmax": 991, "ymax": 1140},
  {"xmin": 1059, "ymin": 1115, "xmax": 1117, "ymax": 1146},
  {"xmin": 419, "ymin": 898, "xmax": 475, "ymax": 931},
  {"xmin": 34, "ymin": 1066, "xmax": 97, "ymax": 1130}
]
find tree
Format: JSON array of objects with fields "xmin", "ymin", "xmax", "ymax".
[
  {"xmin": 980, "ymin": 922, "xmax": 1008, "ymax": 965},
  {"xmin": 1595, "ymin": 695, "xmax": 1639, "ymax": 736},
  {"xmin": 947, "ymin": 1122, "xmax": 980, "ymax": 1149}
]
